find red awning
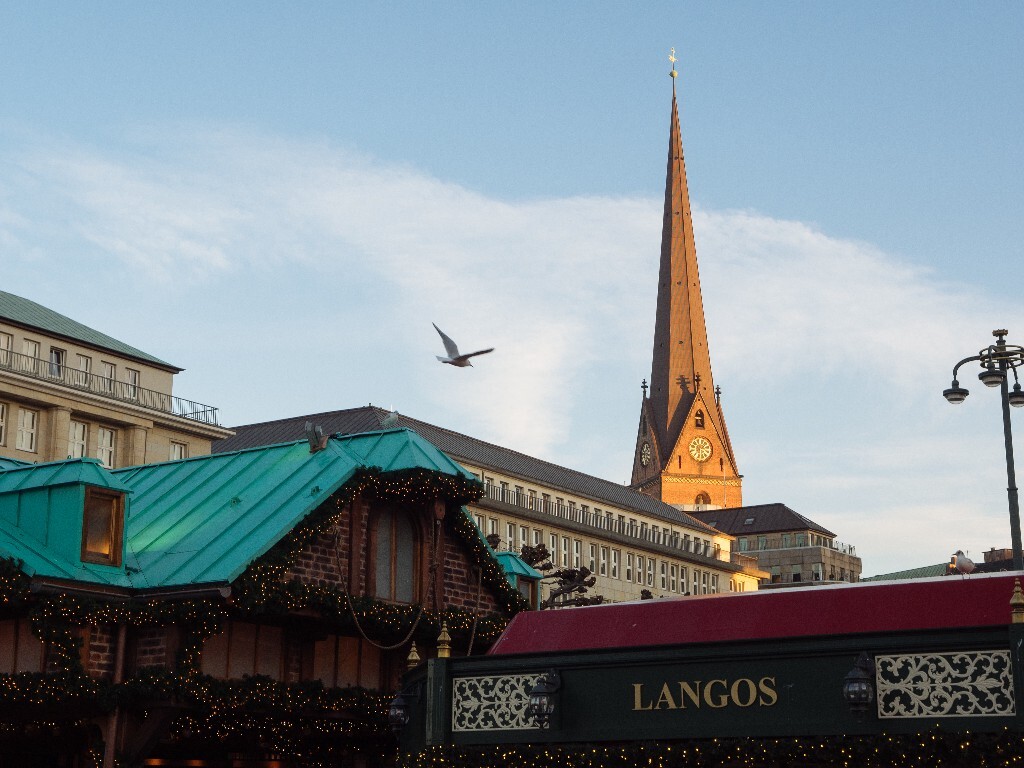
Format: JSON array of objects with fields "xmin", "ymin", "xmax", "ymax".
[{"xmin": 489, "ymin": 573, "xmax": 1024, "ymax": 655}]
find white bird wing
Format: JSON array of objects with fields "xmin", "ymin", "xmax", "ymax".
[
  {"xmin": 458, "ymin": 348, "xmax": 494, "ymax": 361},
  {"xmin": 433, "ymin": 323, "xmax": 461, "ymax": 358}
]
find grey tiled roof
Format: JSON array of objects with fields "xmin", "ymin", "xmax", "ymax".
[
  {"xmin": 0, "ymin": 290, "xmax": 178, "ymax": 370},
  {"xmin": 214, "ymin": 405, "xmax": 720, "ymax": 534},
  {"xmin": 689, "ymin": 503, "xmax": 836, "ymax": 538}
]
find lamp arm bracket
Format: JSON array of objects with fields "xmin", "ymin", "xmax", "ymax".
[{"xmin": 951, "ymin": 355, "xmax": 983, "ymax": 379}]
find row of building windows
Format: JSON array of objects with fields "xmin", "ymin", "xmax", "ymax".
[
  {"xmin": 1, "ymin": 332, "xmax": 141, "ymax": 397},
  {"xmin": 478, "ymin": 477, "xmax": 718, "ymax": 559},
  {"xmin": 766, "ymin": 563, "xmax": 855, "ymax": 584},
  {"xmin": 474, "ymin": 513, "xmax": 721, "ymax": 596},
  {"xmin": 0, "ymin": 402, "xmax": 188, "ymax": 466}
]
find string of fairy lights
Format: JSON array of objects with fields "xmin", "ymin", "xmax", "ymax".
[
  {"xmin": 402, "ymin": 733, "xmax": 1024, "ymax": 768},
  {"xmin": 0, "ymin": 465, "xmax": 530, "ymax": 765}
]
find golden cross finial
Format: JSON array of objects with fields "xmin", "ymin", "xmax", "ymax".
[{"xmin": 669, "ymin": 48, "xmax": 678, "ymax": 79}]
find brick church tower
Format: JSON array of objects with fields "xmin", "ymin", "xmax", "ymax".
[{"xmin": 630, "ymin": 61, "xmax": 742, "ymax": 510}]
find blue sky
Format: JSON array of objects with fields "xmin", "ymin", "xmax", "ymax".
[{"xmin": 1, "ymin": 2, "xmax": 1022, "ymax": 575}]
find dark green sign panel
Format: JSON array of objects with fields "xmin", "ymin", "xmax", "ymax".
[{"xmin": 398, "ymin": 625, "xmax": 1024, "ymax": 751}]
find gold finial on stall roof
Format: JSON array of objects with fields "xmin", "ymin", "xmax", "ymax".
[
  {"xmin": 1011, "ymin": 579, "xmax": 1024, "ymax": 624},
  {"xmin": 406, "ymin": 642, "xmax": 422, "ymax": 669},
  {"xmin": 437, "ymin": 622, "xmax": 452, "ymax": 658}
]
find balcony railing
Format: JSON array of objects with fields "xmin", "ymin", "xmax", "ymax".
[
  {"xmin": 481, "ymin": 484, "xmax": 726, "ymax": 562},
  {"xmin": 0, "ymin": 349, "xmax": 221, "ymax": 425},
  {"xmin": 739, "ymin": 536, "xmax": 857, "ymax": 557}
]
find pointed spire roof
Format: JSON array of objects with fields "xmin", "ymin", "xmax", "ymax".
[{"xmin": 646, "ymin": 80, "xmax": 735, "ymax": 471}]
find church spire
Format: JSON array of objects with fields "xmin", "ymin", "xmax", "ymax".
[{"xmin": 630, "ymin": 53, "xmax": 741, "ymax": 509}]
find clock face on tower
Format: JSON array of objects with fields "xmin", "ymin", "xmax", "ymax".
[
  {"xmin": 688, "ymin": 437, "xmax": 712, "ymax": 463},
  {"xmin": 640, "ymin": 442, "xmax": 651, "ymax": 467}
]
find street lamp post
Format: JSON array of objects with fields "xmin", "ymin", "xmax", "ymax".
[{"xmin": 943, "ymin": 330, "xmax": 1024, "ymax": 570}]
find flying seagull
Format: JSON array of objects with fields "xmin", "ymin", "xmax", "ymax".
[{"xmin": 433, "ymin": 323, "xmax": 494, "ymax": 367}]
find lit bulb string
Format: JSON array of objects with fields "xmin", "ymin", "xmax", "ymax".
[
  {"xmin": 333, "ymin": 508, "xmax": 442, "ymax": 651},
  {"xmin": 0, "ymin": 468, "xmax": 527, "ymax": 752},
  {"xmin": 225, "ymin": 465, "xmax": 528, "ymax": 643},
  {"xmin": 399, "ymin": 730, "xmax": 1024, "ymax": 768}
]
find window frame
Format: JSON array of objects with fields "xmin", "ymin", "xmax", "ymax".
[
  {"xmin": 97, "ymin": 427, "xmax": 116, "ymax": 468},
  {"xmin": 16, "ymin": 408, "xmax": 37, "ymax": 453},
  {"xmin": 100, "ymin": 361, "xmax": 116, "ymax": 393},
  {"xmin": 81, "ymin": 487, "xmax": 125, "ymax": 567},
  {"xmin": 69, "ymin": 420, "xmax": 88, "ymax": 459},
  {"xmin": 22, "ymin": 339, "xmax": 40, "ymax": 359},
  {"xmin": 371, "ymin": 507, "xmax": 419, "ymax": 604},
  {"xmin": 48, "ymin": 347, "xmax": 66, "ymax": 378},
  {"xmin": 125, "ymin": 368, "xmax": 140, "ymax": 399}
]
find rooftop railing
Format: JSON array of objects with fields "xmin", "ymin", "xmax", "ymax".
[
  {"xmin": 0, "ymin": 349, "xmax": 221, "ymax": 426},
  {"xmin": 481, "ymin": 483, "xmax": 726, "ymax": 562},
  {"xmin": 739, "ymin": 535, "xmax": 858, "ymax": 557}
]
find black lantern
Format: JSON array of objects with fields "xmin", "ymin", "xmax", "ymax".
[
  {"xmin": 527, "ymin": 670, "xmax": 561, "ymax": 729},
  {"xmin": 388, "ymin": 690, "xmax": 413, "ymax": 734},
  {"xmin": 842, "ymin": 651, "xmax": 875, "ymax": 717},
  {"xmin": 943, "ymin": 379, "xmax": 969, "ymax": 404},
  {"xmin": 979, "ymin": 362, "xmax": 1006, "ymax": 388},
  {"xmin": 1010, "ymin": 382, "xmax": 1024, "ymax": 408}
]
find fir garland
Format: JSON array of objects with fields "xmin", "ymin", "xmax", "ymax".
[
  {"xmin": 230, "ymin": 465, "xmax": 529, "ymax": 634},
  {"xmin": 0, "ymin": 556, "xmax": 29, "ymax": 606},
  {"xmin": 0, "ymin": 464, "xmax": 526, "ymax": 762}
]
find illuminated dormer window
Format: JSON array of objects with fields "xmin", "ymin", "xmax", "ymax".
[{"xmin": 81, "ymin": 488, "xmax": 124, "ymax": 566}]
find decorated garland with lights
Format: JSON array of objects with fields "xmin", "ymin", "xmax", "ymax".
[
  {"xmin": 230, "ymin": 465, "xmax": 530, "ymax": 636},
  {"xmin": 0, "ymin": 464, "xmax": 528, "ymax": 764}
]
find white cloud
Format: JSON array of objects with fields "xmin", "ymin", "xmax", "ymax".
[{"xmin": 3, "ymin": 127, "xmax": 1021, "ymax": 576}]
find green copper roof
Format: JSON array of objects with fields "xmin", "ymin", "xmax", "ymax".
[
  {"xmin": 0, "ymin": 429, "xmax": 477, "ymax": 591},
  {"xmin": 861, "ymin": 563, "xmax": 950, "ymax": 582},
  {"xmin": 0, "ymin": 290, "xmax": 178, "ymax": 371},
  {"xmin": 494, "ymin": 551, "xmax": 543, "ymax": 583},
  {"xmin": 0, "ymin": 458, "xmax": 135, "ymax": 586},
  {"xmin": 113, "ymin": 428, "xmax": 474, "ymax": 588},
  {"xmin": 0, "ymin": 457, "xmax": 132, "ymax": 496}
]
